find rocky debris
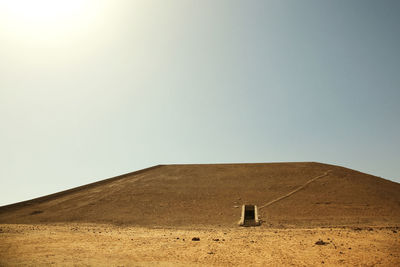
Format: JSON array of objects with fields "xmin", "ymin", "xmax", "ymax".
[
  {"xmin": 207, "ymin": 251, "xmax": 214, "ymax": 255},
  {"xmin": 392, "ymin": 230, "xmax": 397, "ymax": 233},
  {"xmin": 192, "ymin": 237, "xmax": 200, "ymax": 241},
  {"xmin": 212, "ymin": 238, "xmax": 219, "ymax": 242},
  {"xmin": 315, "ymin": 239, "xmax": 329, "ymax": 245},
  {"xmin": 353, "ymin": 227, "xmax": 362, "ymax": 231},
  {"xmin": 29, "ymin": 210, "xmax": 43, "ymax": 215}
]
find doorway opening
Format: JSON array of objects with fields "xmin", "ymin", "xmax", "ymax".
[{"xmin": 238, "ymin": 204, "xmax": 260, "ymax": 226}]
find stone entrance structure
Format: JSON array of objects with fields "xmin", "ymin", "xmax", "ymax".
[{"xmin": 238, "ymin": 204, "xmax": 260, "ymax": 226}]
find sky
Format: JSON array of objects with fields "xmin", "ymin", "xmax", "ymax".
[{"xmin": 0, "ymin": 0, "xmax": 399, "ymax": 206}]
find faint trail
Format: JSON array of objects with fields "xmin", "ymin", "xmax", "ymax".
[{"xmin": 258, "ymin": 170, "xmax": 332, "ymax": 210}]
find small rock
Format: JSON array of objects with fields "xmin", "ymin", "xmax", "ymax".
[
  {"xmin": 392, "ymin": 230, "xmax": 397, "ymax": 233},
  {"xmin": 30, "ymin": 210, "xmax": 43, "ymax": 215},
  {"xmin": 192, "ymin": 237, "xmax": 200, "ymax": 241},
  {"xmin": 315, "ymin": 239, "xmax": 329, "ymax": 245},
  {"xmin": 213, "ymin": 238, "xmax": 219, "ymax": 242},
  {"xmin": 207, "ymin": 251, "xmax": 214, "ymax": 255}
]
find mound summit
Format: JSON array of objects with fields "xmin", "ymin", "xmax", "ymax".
[{"xmin": 1, "ymin": 162, "xmax": 399, "ymax": 227}]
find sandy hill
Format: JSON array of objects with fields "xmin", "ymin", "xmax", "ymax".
[{"xmin": 0, "ymin": 162, "xmax": 399, "ymax": 227}]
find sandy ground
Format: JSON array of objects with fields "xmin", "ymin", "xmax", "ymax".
[{"xmin": 0, "ymin": 224, "xmax": 399, "ymax": 266}]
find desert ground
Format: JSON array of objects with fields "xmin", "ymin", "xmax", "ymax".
[
  {"xmin": 0, "ymin": 224, "xmax": 399, "ymax": 266},
  {"xmin": 1, "ymin": 162, "xmax": 399, "ymax": 265}
]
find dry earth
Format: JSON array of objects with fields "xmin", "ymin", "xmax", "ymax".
[
  {"xmin": 1, "ymin": 162, "xmax": 399, "ymax": 265},
  {"xmin": 1, "ymin": 163, "xmax": 400, "ymax": 227},
  {"xmin": 0, "ymin": 224, "xmax": 399, "ymax": 266}
]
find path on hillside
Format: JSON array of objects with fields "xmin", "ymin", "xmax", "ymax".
[{"xmin": 258, "ymin": 170, "xmax": 332, "ymax": 210}]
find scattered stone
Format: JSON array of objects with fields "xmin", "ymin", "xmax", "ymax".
[
  {"xmin": 315, "ymin": 239, "xmax": 329, "ymax": 245},
  {"xmin": 207, "ymin": 251, "xmax": 214, "ymax": 255},
  {"xmin": 176, "ymin": 237, "xmax": 179, "ymax": 239},
  {"xmin": 29, "ymin": 210, "xmax": 43, "ymax": 215},
  {"xmin": 392, "ymin": 230, "xmax": 397, "ymax": 233},
  {"xmin": 353, "ymin": 227, "xmax": 362, "ymax": 231},
  {"xmin": 192, "ymin": 237, "xmax": 200, "ymax": 241},
  {"xmin": 348, "ymin": 247, "xmax": 352, "ymax": 250},
  {"xmin": 368, "ymin": 228, "xmax": 373, "ymax": 231},
  {"xmin": 233, "ymin": 205, "xmax": 239, "ymax": 208},
  {"xmin": 212, "ymin": 238, "xmax": 219, "ymax": 242}
]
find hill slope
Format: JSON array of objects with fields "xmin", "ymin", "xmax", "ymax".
[{"xmin": 1, "ymin": 162, "xmax": 399, "ymax": 227}]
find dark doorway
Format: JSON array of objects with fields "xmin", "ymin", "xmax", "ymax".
[
  {"xmin": 239, "ymin": 204, "xmax": 260, "ymax": 226},
  {"xmin": 244, "ymin": 205, "xmax": 255, "ymax": 220}
]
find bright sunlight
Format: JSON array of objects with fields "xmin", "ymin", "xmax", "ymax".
[{"xmin": 0, "ymin": 0, "xmax": 109, "ymax": 45}]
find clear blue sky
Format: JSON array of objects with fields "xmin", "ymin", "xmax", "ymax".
[{"xmin": 1, "ymin": 0, "xmax": 399, "ymax": 206}]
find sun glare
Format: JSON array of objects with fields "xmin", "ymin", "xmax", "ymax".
[
  {"xmin": 1, "ymin": 0, "xmax": 87, "ymax": 21},
  {"xmin": 0, "ymin": 0, "xmax": 107, "ymax": 45}
]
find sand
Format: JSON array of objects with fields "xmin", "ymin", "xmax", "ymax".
[
  {"xmin": 1, "ymin": 224, "xmax": 399, "ymax": 266},
  {"xmin": 1, "ymin": 162, "xmax": 399, "ymax": 265}
]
